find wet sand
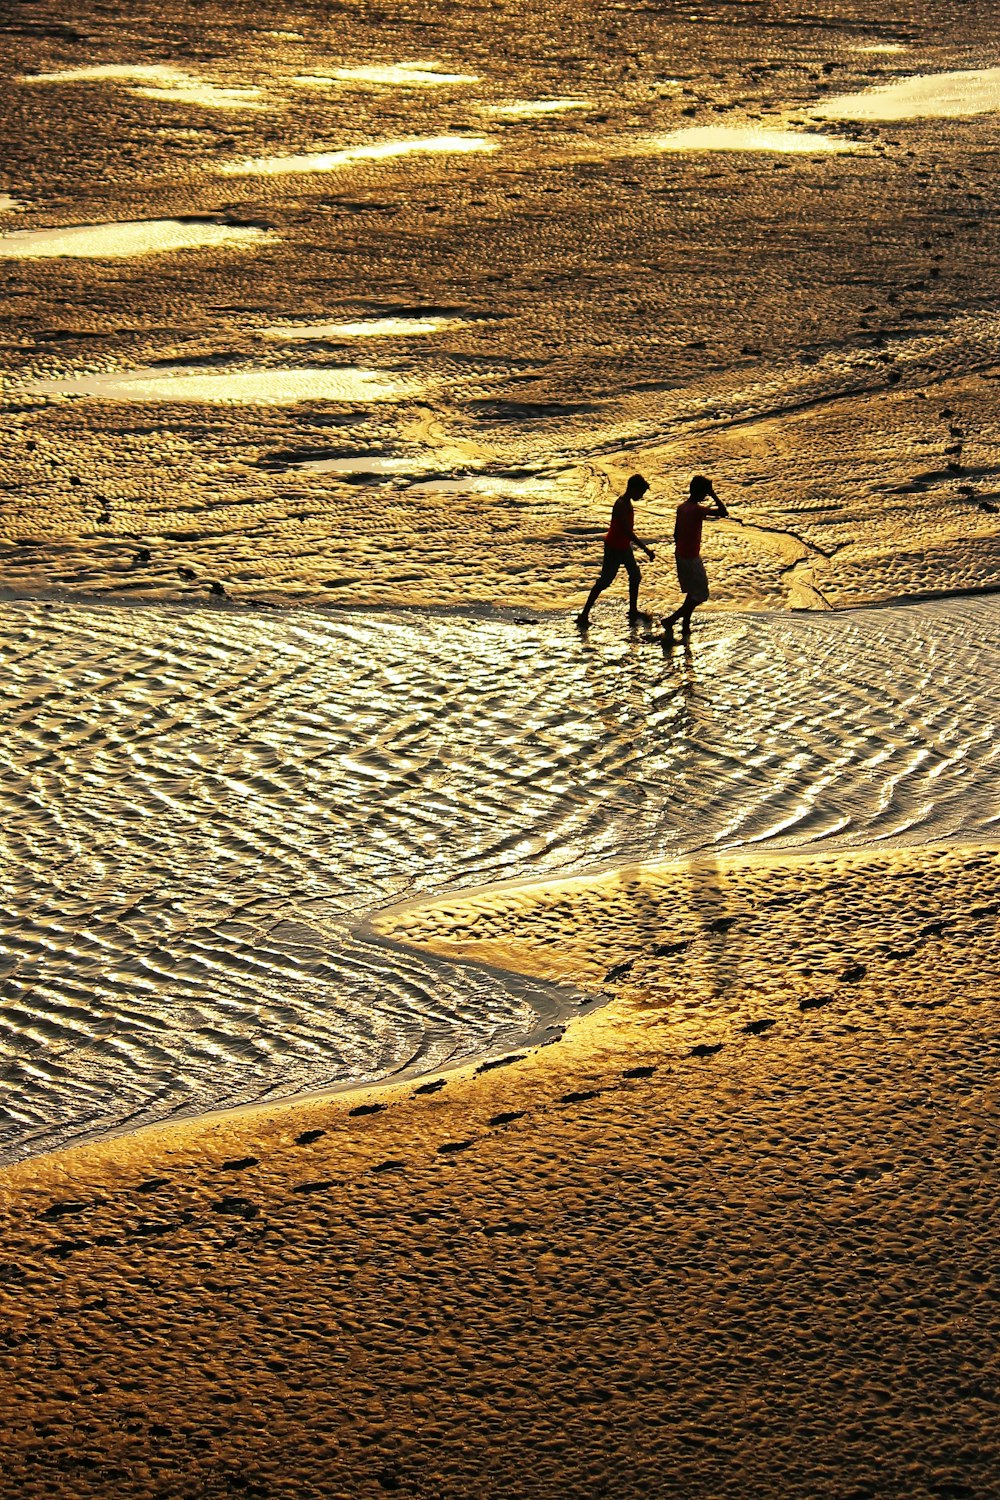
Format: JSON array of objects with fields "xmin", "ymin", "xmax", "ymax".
[{"xmin": 3, "ymin": 844, "xmax": 999, "ymax": 1497}]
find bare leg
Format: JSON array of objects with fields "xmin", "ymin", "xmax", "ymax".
[
  {"xmin": 662, "ymin": 596, "xmax": 688, "ymax": 634},
  {"xmin": 626, "ymin": 554, "xmax": 643, "ymax": 620},
  {"xmin": 576, "ymin": 577, "xmax": 606, "ymax": 628}
]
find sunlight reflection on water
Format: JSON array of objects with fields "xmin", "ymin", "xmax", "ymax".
[
  {"xmin": 296, "ymin": 62, "xmax": 479, "ymax": 87},
  {"xmin": 19, "ymin": 63, "xmax": 265, "ymax": 109},
  {"xmin": 28, "ymin": 365, "xmax": 421, "ymax": 403},
  {"xmin": 0, "ymin": 219, "xmax": 272, "ymax": 259},
  {"xmin": 816, "ymin": 68, "xmax": 1000, "ymax": 120},
  {"xmin": 218, "ymin": 134, "xmax": 494, "ymax": 177},
  {"xmin": 261, "ymin": 316, "xmax": 463, "ymax": 339},
  {"xmin": 652, "ymin": 126, "xmax": 856, "ymax": 154}
]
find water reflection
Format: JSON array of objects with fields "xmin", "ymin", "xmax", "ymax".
[
  {"xmin": 261, "ymin": 316, "xmax": 463, "ymax": 340},
  {"xmin": 20, "ymin": 63, "xmax": 265, "ymax": 110},
  {"xmin": 815, "ymin": 67, "xmax": 1000, "ymax": 121},
  {"xmin": 296, "ymin": 63, "xmax": 479, "ymax": 88},
  {"xmin": 0, "ymin": 219, "xmax": 271, "ymax": 260},
  {"xmin": 218, "ymin": 135, "xmax": 494, "ymax": 177},
  {"xmin": 28, "ymin": 365, "xmax": 420, "ymax": 404},
  {"xmin": 652, "ymin": 126, "xmax": 856, "ymax": 155},
  {"xmin": 485, "ymin": 99, "xmax": 591, "ymax": 117}
]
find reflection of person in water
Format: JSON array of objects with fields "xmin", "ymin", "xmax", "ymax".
[
  {"xmin": 662, "ymin": 475, "xmax": 728, "ymax": 644},
  {"xmin": 576, "ymin": 474, "xmax": 656, "ymax": 631}
]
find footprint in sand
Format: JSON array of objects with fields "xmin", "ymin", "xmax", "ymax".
[
  {"xmin": 349, "ymin": 1102, "xmax": 386, "ymax": 1117},
  {"xmin": 413, "ymin": 1079, "xmax": 446, "ymax": 1095},
  {"xmin": 744, "ymin": 1018, "xmax": 778, "ymax": 1036},
  {"xmin": 437, "ymin": 1140, "xmax": 474, "ymax": 1154},
  {"xmin": 690, "ymin": 1042, "xmax": 724, "ymax": 1058},
  {"xmin": 489, "ymin": 1110, "xmax": 526, "ymax": 1126},
  {"xmin": 211, "ymin": 1196, "xmax": 259, "ymax": 1219},
  {"xmin": 476, "ymin": 1053, "xmax": 526, "ymax": 1075},
  {"xmin": 295, "ymin": 1128, "xmax": 325, "ymax": 1145},
  {"xmin": 39, "ymin": 1200, "xmax": 92, "ymax": 1219},
  {"xmin": 622, "ymin": 1065, "xmax": 656, "ymax": 1078},
  {"xmin": 220, "ymin": 1156, "xmax": 259, "ymax": 1171}
]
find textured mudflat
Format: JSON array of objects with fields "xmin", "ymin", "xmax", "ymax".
[
  {"xmin": 2, "ymin": 844, "xmax": 998, "ymax": 1498},
  {"xmin": 5, "ymin": 0, "xmax": 1000, "ymax": 609}
]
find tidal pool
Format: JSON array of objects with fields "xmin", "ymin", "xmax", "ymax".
[
  {"xmin": 19, "ymin": 63, "xmax": 265, "ymax": 109},
  {"xmin": 485, "ymin": 99, "xmax": 591, "ymax": 117},
  {"xmin": 261, "ymin": 316, "xmax": 462, "ymax": 339},
  {"xmin": 815, "ymin": 68, "xmax": 1000, "ymax": 121},
  {"xmin": 295, "ymin": 63, "xmax": 479, "ymax": 87},
  {"xmin": 218, "ymin": 134, "xmax": 494, "ymax": 176},
  {"xmin": 405, "ymin": 473, "xmax": 558, "ymax": 496},
  {"xmin": 28, "ymin": 365, "xmax": 420, "ymax": 404},
  {"xmin": 651, "ymin": 125, "xmax": 857, "ymax": 154},
  {"xmin": 0, "ymin": 218, "xmax": 272, "ymax": 260},
  {"xmin": 292, "ymin": 454, "xmax": 430, "ymax": 474}
]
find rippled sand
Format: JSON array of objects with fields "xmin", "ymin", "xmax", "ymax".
[{"xmin": 1, "ymin": 595, "xmax": 997, "ymax": 1162}]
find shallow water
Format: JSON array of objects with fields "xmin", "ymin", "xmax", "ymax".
[
  {"xmin": 816, "ymin": 67, "xmax": 1000, "ymax": 120},
  {"xmin": 217, "ymin": 134, "xmax": 494, "ymax": 177},
  {"xmin": 0, "ymin": 220, "xmax": 273, "ymax": 260},
  {"xmin": 315, "ymin": 63, "xmax": 480, "ymax": 87},
  {"xmin": 651, "ymin": 126, "xmax": 856, "ymax": 155},
  {"xmin": 20, "ymin": 63, "xmax": 266, "ymax": 110},
  {"xmin": 260, "ymin": 316, "xmax": 462, "ymax": 339},
  {"xmin": 28, "ymin": 364, "xmax": 420, "ymax": 403},
  {"xmin": 0, "ymin": 594, "xmax": 997, "ymax": 1161}
]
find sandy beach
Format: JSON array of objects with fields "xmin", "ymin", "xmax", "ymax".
[
  {"xmin": 3, "ymin": 0, "xmax": 1000, "ymax": 1491},
  {"xmin": 3, "ymin": 844, "xmax": 999, "ymax": 1496}
]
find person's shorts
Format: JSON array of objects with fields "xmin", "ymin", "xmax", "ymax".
[
  {"xmin": 676, "ymin": 556, "xmax": 709, "ymax": 603},
  {"xmin": 599, "ymin": 546, "xmax": 640, "ymax": 584}
]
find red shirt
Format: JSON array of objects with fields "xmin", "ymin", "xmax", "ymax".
[
  {"xmin": 674, "ymin": 501, "xmax": 707, "ymax": 560},
  {"xmin": 604, "ymin": 496, "xmax": 634, "ymax": 550}
]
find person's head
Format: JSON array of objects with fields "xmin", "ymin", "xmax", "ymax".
[
  {"xmin": 689, "ymin": 474, "xmax": 713, "ymax": 502},
  {"xmin": 625, "ymin": 474, "xmax": 649, "ymax": 500}
]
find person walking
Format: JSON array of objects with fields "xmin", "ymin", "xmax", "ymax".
[
  {"xmin": 661, "ymin": 475, "xmax": 728, "ymax": 643},
  {"xmin": 576, "ymin": 474, "xmax": 656, "ymax": 630}
]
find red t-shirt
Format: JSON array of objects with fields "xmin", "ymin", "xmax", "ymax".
[
  {"xmin": 674, "ymin": 501, "xmax": 707, "ymax": 560},
  {"xmin": 604, "ymin": 496, "xmax": 634, "ymax": 550}
]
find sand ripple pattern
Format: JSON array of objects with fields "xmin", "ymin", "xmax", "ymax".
[{"xmin": 0, "ymin": 596, "xmax": 998, "ymax": 1160}]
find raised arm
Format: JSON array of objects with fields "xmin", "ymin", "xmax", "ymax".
[{"xmin": 705, "ymin": 485, "xmax": 728, "ymax": 520}]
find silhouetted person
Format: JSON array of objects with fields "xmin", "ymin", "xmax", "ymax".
[
  {"xmin": 662, "ymin": 475, "xmax": 728, "ymax": 643},
  {"xmin": 576, "ymin": 474, "xmax": 656, "ymax": 630}
]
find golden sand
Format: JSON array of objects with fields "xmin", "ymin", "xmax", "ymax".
[{"xmin": 2, "ymin": 844, "xmax": 998, "ymax": 1497}]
